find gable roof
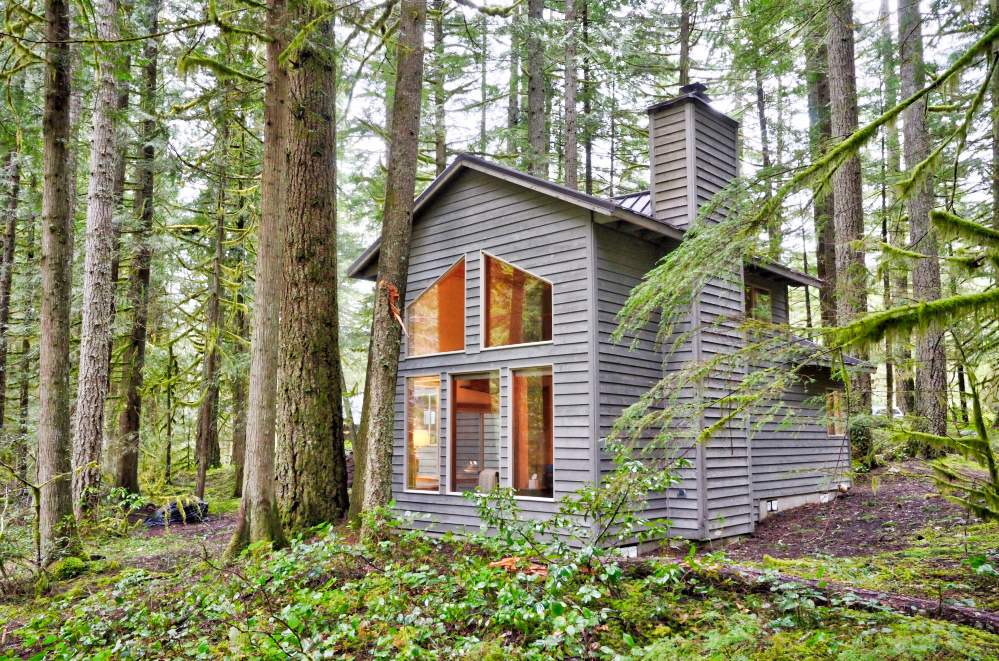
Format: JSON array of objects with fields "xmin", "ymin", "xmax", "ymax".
[{"xmin": 347, "ymin": 153, "xmax": 820, "ymax": 289}]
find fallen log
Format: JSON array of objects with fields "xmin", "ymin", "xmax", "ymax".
[{"xmin": 631, "ymin": 558, "xmax": 999, "ymax": 634}]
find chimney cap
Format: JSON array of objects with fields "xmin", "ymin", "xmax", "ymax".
[{"xmin": 679, "ymin": 81, "xmax": 710, "ymax": 101}]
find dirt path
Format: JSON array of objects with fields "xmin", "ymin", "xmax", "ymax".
[{"xmin": 724, "ymin": 461, "xmax": 969, "ymax": 562}]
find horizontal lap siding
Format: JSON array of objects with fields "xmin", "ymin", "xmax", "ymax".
[
  {"xmin": 594, "ymin": 224, "xmax": 700, "ymax": 535},
  {"xmin": 750, "ymin": 370, "xmax": 851, "ymax": 514},
  {"xmin": 649, "ymin": 103, "xmax": 690, "ymax": 226},
  {"xmin": 394, "ymin": 170, "xmax": 594, "ymax": 533}
]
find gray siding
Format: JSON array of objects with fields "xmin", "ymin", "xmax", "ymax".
[
  {"xmin": 394, "ymin": 169, "xmax": 594, "ymax": 530},
  {"xmin": 648, "ymin": 103, "xmax": 691, "ymax": 227},
  {"xmin": 750, "ymin": 368, "xmax": 851, "ymax": 520},
  {"xmin": 744, "ymin": 271, "xmax": 789, "ymax": 325},
  {"xmin": 593, "ymin": 224, "xmax": 700, "ymax": 536}
]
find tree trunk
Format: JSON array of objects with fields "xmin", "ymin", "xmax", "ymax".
[
  {"xmin": 827, "ymin": 0, "xmax": 871, "ymax": 412},
  {"xmin": 231, "ymin": 218, "xmax": 248, "ymax": 498},
  {"xmin": 507, "ymin": 4, "xmax": 519, "ymax": 158},
  {"xmin": 432, "ymin": 0, "xmax": 446, "ymax": 175},
  {"xmin": 165, "ymin": 342, "xmax": 174, "ymax": 483},
  {"xmin": 0, "ymin": 151, "xmax": 20, "ymax": 435},
  {"xmin": 73, "ymin": 0, "xmax": 121, "ymax": 521},
  {"xmin": 226, "ymin": 0, "xmax": 290, "ymax": 558},
  {"xmin": 38, "ymin": 0, "xmax": 81, "ymax": 561},
  {"xmin": 756, "ymin": 67, "xmax": 780, "ymax": 257},
  {"xmin": 564, "ymin": 0, "xmax": 578, "ymax": 190},
  {"xmin": 275, "ymin": 10, "xmax": 349, "ymax": 531},
  {"xmin": 16, "ymin": 191, "xmax": 36, "ymax": 482},
  {"xmin": 582, "ymin": 0, "xmax": 592, "ymax": 195},
  {"xmin": 526, "ymin": 0, "xmax": 546, "ymax": 177},
  {"xmin": 195, "ymin": 162, "xmax": 224, "ymax": 499},
  {"xmin": 805, "ymin": 41, "xmax": 836, "ymax": 328},
  {"xmin": 899, "ymin": 0, "xmax": 946, "ymax": 441},
  {"xmin": 115, "ymin": 0, "xmax": 159, "ymax": 495},
  {"xmin": 679, "ymin": 0, "xmax": 691, "ymax": 87},
  {"xmin": 360, "ymin": 0, "xmax": 427, "ymax": 526}
]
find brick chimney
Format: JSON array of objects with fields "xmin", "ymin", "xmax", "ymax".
[{"xmin": 646, "ymin": 83, "xmax": 739, "ymax": 229}]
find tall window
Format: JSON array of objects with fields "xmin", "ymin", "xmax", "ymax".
[
  {"xmin": 450, "ymin": 373, "xmax": 500, "ymax": 493},
  {"xmin": 745, "ymin": 285, "xmax": 772, "ymax": 322},
  {"xmin": 407, "ymin": 376, "xmax": 440, "ymax": 491},
  {"xmin": 408, "ymin": 259, "xmax": 465, "ymax": 356},
  {"xmin": 826, "ymin": 390, "xmax": 845, "ymax": 437},
  {"xmin": 512, "ymin": 366, "xmax": 554, "ymax": 498},
  {"xmin": 484, "ymin": 254, "xmax": 552, "ymax": 348}
]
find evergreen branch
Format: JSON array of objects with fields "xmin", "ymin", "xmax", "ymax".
[
  {"xmin": 825, "ymin": 288, "xmax": 999, "ymax": 350},
  {"xmin": 931, "ymin": 210, "xmax": 999, "ymax": 249},
  {"xmin": 178, "ymin": 55, "xmax": 265, "ymax": 84}
]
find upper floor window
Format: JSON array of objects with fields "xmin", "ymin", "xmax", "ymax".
[
  {"xmin": 408, "ymin": 258, "xmax": 465, "ymax": 356},
  {"xmin": 745, "ymin": 285, "xmax": 772, "ymax": 322},
  {"xmin": 484, "ymin": 254, "xmax": 552, "ymax": 348}
]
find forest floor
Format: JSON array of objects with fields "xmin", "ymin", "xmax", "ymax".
[{"xmin": 0, "ymin": 460, "xmax": 997, "ymax": 660}]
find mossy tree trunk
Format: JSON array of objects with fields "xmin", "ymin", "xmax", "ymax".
[
  {"xmin": 805, "ymin": 40, "xmax": 836, "ymax": 328},
  {"xmin": 827, "ymin": 0, "xmax": 871, "ymax": 412},
  {"xmin": 525, "ymin": 0, "xmax": 545, "ymax": 177},
  {"xmin": 226, "ymin": 0, "xmax": 289, "ymax": 558},
  {"xmin": 361, "ymin": 0, "xmax": 427, "ymax": 528},
  {"xmin": 38, "ymin": 0, "xmax": 81, "ymax": 561},
  {"xmin": 899, "ymin": 0, "xmax": 947, "ymax": 443},
  {"xmin": 115, "ymin": 0, "xmax": 159, "ymax": 495},
  {"xmin": 275, "ymin": 9, "xmax": 349, "ymax": 531},
  {"xmin": 0, "ymin": 150, "xmax": 20, "ymax": 437},
  {"xmin": 73, "ymin": 0, "xmax": 122, "ymax": 521}
]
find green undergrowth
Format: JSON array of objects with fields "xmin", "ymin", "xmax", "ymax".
[
  {"xmin": 2, "ymin": 517, "xmax": 997, "ymax": 660},
  {"xmin": 744, "ymin": 518, "xmax": 999, "ymax": 612}
]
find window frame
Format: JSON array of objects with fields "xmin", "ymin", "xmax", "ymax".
[
  {"xmin": 826, "ymin": 389, "xmax": 846, "ymax": 438},
  {"xmin": 479, "ymin": 251, "xmax": 555, "ymax": 352},
  {"xmin": 508, "ymin": 363, "xmax": 556, "ymax": 502},
  {"xmin": 446, "ymin": 370, "xmax": 501, "ymax": 495},
  {"xmin": 745, "ymin": 284, "xmax": 772, "ymax": 322},
  {"xmin": 403, "ymin": 255, "xmax": 467, "ymax": 360},
  {"xmin": 403, "ymin": 374, "xmax": 443, "ymax": 494}
]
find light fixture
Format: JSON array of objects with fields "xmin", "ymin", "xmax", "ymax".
[{"xmin": 413, "ymin": 429, "xmax": 431, "ymax": 448}]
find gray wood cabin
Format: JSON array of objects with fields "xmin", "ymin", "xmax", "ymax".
[{"xmin": 349, "ymin": 86, "xmax": 855, "ymax": 543}]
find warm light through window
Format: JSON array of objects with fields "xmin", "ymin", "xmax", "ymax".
[
  {"xmin": 512, "ymin": 366, "xmax": 554, "ymax": 498},
  {"xmin": 408, "ymin": 259, "xmax": 465, "ymax": 356},
  {"xmin": 484, "ymin": 255, "xmax": 552, "ymax": 348},
  {"xmin": 451, "ymin": 373, "xmax": 500, "ymax": 493},
  {"xmin": 407, "ymin": 376, "xmax": 440, "ymax": 491}
]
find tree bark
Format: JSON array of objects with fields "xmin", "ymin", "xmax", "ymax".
[
  {"xmin": 226, "ymin": 0, "xmax": 290, "ymax": 558},
  {"xmin": 16, "ymin": 203, "xmax": 36, "ymax": 483},
  {"xmin": 231, "ymin": 217, "xmax": 248, "ymax": 497},
  {"xmin": 827, "ymin": 0, "xmax": 871, "ymax": 412},
  {"xmin": 756, "ymin": 67, "xmax": 780, "ymax": 257},
  {"xmin": 899, "ymin": 0, "xmax": 946, "ymax": 441},
  {"xmin": 582, "ymin": 0, "xmax": 592, "ymax": 195},
  {"xmin": 525, "ymin": 0, "xmax": 546, "ymax": 177},
  {"xmin": 679, "ymin": 0, "xmax": 691, "ymax": 87},
  {"xmin": 432, "ymin": 0, "xmax": 446, "ymax": 175},
  {"xmin": 275, "ymin": 10, "xmax": 349, "ymax": 531},
  {"xmin": 563, "ymin": 0, "xmax": 578, "ymax": 190},
  {"xmin": 73, "ymin": 0, "xmax": 121, "ymax": 521},
  {"xmin": 115, "ymin": 0, "xmax": 158, "ymax": 494},
  {"xmin": 38, "ymin": 0, "xmax": 81, "ymax": 561},
  {"xmin": 805, "ymin": 41, "xmax": 836, "ymax": 328},
  {"xmin": 0, "ymin": 151, "xmax": 20, "ymax": 436},
  {"xmin": 195, "ymin": 157, "xmax": 225, "ymax": 499},
  {"xmin": 507, "ymin": 4, "xmax": 519, "ymax": 158},
  {"xmin": 360, "ymin": 0, "xmax": 427, "ymax": 526}
]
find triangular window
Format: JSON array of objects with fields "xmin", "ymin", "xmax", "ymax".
[{"xmin": 407, "ymin": 258, "xmax": 465, "ymax": 356}]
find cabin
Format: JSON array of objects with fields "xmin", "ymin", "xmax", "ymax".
[{"xmin": 348, "ymin": 84, "xmax": 858, "ymax": 543}]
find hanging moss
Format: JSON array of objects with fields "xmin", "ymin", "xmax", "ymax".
[{"xmin": 930, "ymin": 210, "xmax": 999, "ymax": 248}]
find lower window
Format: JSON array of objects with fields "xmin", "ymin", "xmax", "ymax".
[
  {"xmin": 512, "ymin": 366, "xmax": 554, "ymax": 498},
  {"xmin": 451, "ymin": 373, "xmax": 500, "ymax": 493},
  {"xmin": 407, "ymin": 376, "xmax": 440, "ymax": 491},
  {"xmin": 826, "ymin": 389, "xmax": 845, "ymax": 437}
]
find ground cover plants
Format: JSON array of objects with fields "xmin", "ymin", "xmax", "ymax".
[{"xmin": 1, "ymin": 461, "xmax": 998, "ymax": 660}]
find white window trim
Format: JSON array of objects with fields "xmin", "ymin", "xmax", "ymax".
[
  {"xmin": 403, "ymin": 254, "xmax": 467, "ymax": 361},
  {"xmin": 479, "ymin": 250, "xmax": 554, "ymax": 352},
  {"xmin": 403, "ymin": 374, "xmax": 443, "ymax": 495},
  {"xmin": 508, "ymin": 364, "xmax": 557, "ymax": 502},
  {"xmin": 446, "ymin": 370, "xmax": 501, "ymax": 496}
]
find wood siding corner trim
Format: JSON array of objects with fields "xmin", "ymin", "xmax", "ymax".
[
  {"xmin": 587, "ymin": 214, "xmax": 600, "ymax": 495},
  {"xmin": 685, "ymin": 102, "xmax": 698, "ymax": 229}
]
